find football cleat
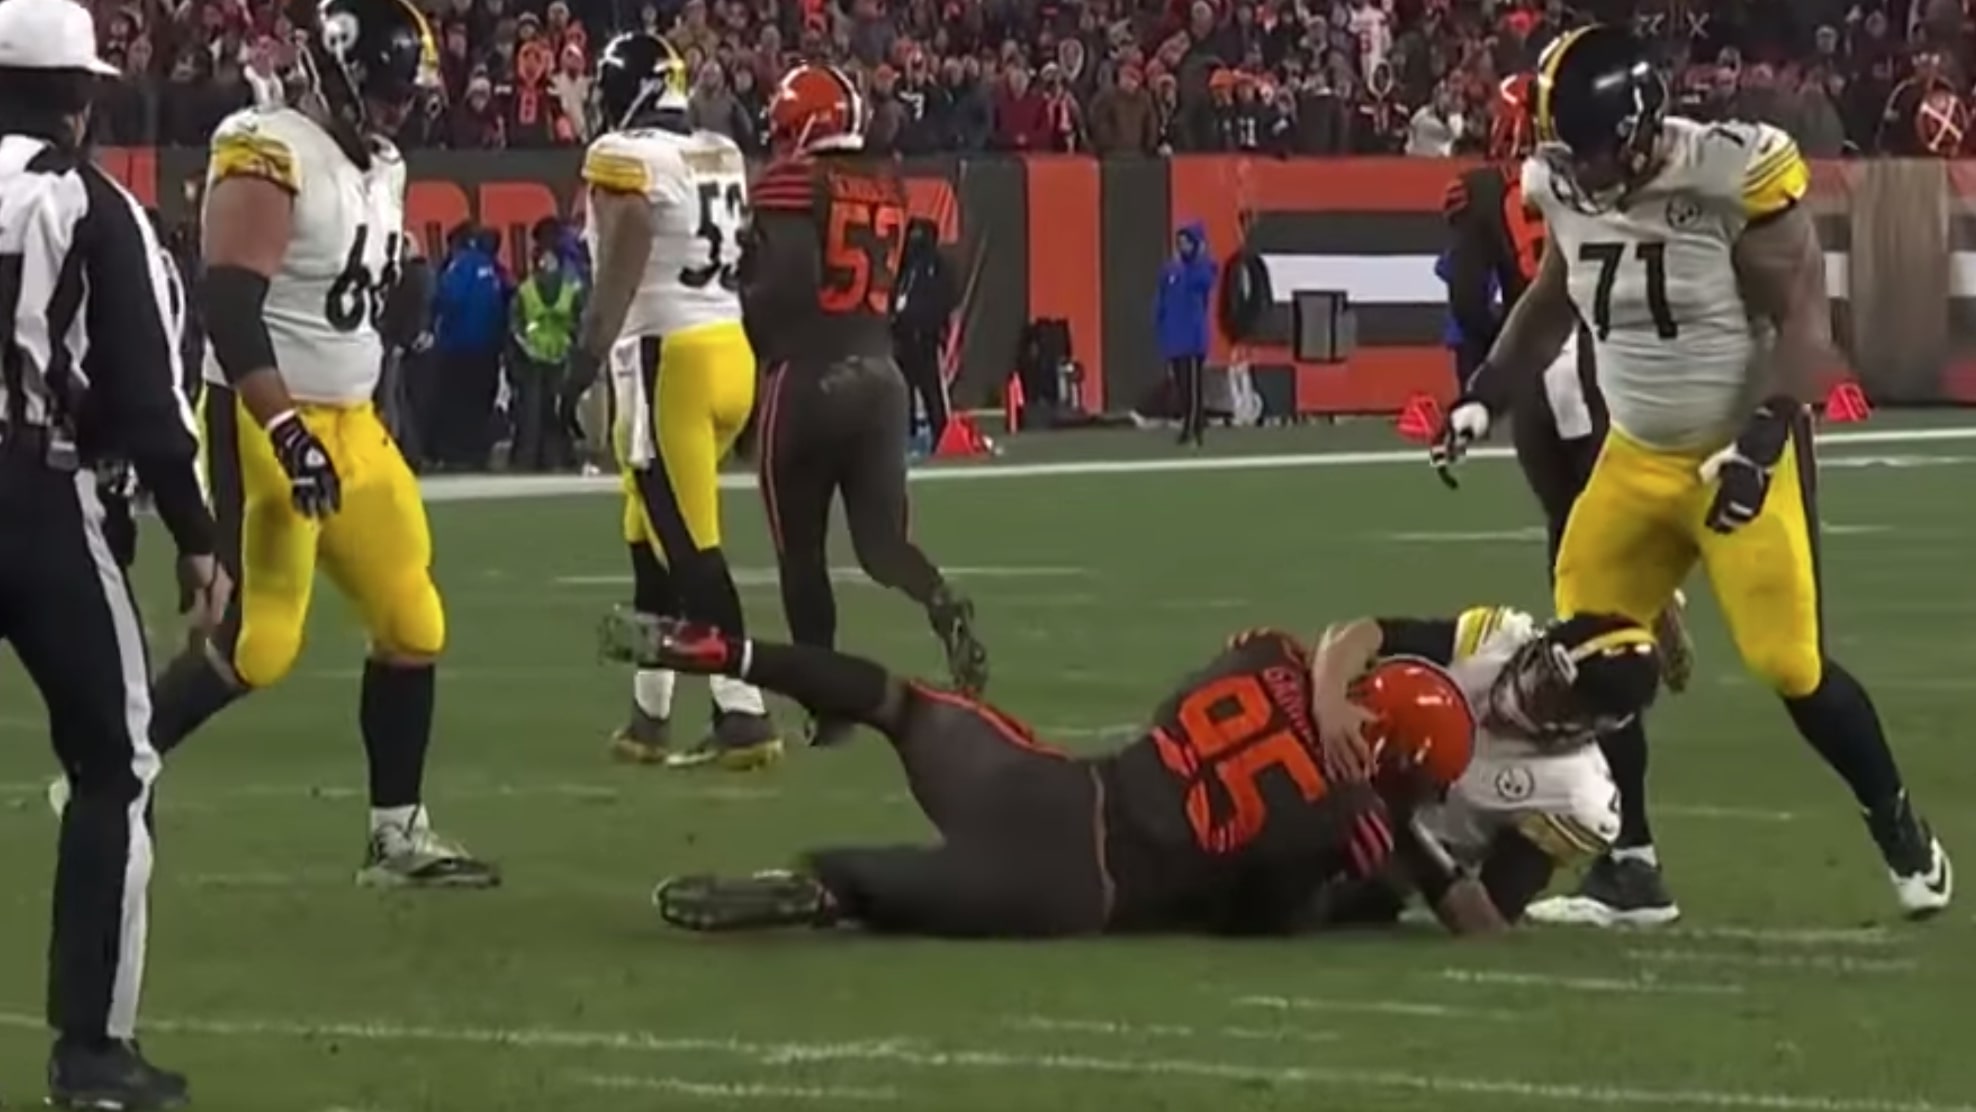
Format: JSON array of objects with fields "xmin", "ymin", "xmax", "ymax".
[
  {"xmin": 609, "ymin": 703, "xmax": 673, "ymax": 765},
  {"xmin": 1868, "ymin": 796, "xmax": 1952, "ymax": 919},
  {"xmin": 49, "ymin": 1039, "xmax": 188, "ymax": 1111},
  {"xmin": 654, "ymin": 869, "xmax": 838, "ymax": 932},
  {"xmin": 1653, "ymin": 589, "xmax": 1695, "ymax": 694},
  {"xmin": 598, "ymin": 608, "xmax": 736, "ymax": 673},
  {"xmin": 664, "ymin": 710, "xmax": 783, "ymax": 771},
  {"xmin": 357, "ymin": 813, "xmax": 502, "ymax": 889},
  {"xmin": 928, "ymin": 585, "xmax": 988, "ymax": 696},
  {"xmin": 1524, "ymin": 854, "xmax": 1681, "ymax": 928},
  {"xmin": 48, "ymin": 775, "xmax": 69, "ymax": 818}
]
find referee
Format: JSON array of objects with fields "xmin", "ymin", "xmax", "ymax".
[{"xmin": 0, "ymin": 0, "xmax": 229, "ymax": 1107}]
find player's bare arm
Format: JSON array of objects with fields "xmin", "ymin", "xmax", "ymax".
[
  {"xmin": 575, "ymin": 187, "xmax": 655, "ymax": 365},
  {"xmin": 1732, "ymin": 201, "xmax": 1832, "ymax": 406},
  {"xmin": 200, "ymin": 174, "xmax": 301, "ymax": 428}
]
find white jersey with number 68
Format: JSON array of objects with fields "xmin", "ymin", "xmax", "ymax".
[
  {"xmin": 1523, "ymin": 117, "xmax": 1810, "ymax": 452},
  {"xmin": 201, "ymin": 106, "xmax": 407, "ymax": 405},
  {"xmin": 581, "ymin": 125, "xmax": 748, "ymax": 339}
]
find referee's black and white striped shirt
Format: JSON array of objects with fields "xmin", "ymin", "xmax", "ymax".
[{"xmin": 0, "ymin": 133, "xmax": 195, "ymax": 468}]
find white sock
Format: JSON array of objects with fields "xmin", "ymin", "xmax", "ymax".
[
  {"xmin": 633, "ymin": 668, "xmax": 677, "ymax": 719},
  {"xmin": 710, "ymin": 675, "xmax": 766, "ymax": 716},
  {"xmin": 371, "ymin": 804, "xmax": 422, "ymax": 834},
  {"xmin": 1612, "ymin": 844, "xmax": 1659, "ymax": 868}
]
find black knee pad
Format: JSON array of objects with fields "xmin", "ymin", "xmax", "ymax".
[{"xmin": 629, "ymin": 543, "xmax": 678, "ymax": 615}]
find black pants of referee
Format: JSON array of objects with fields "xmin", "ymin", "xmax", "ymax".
[
  {"xmin": 0, "ymin": 454, "xmax": 159, "ymax": 1045},
  {"xmin": 755, "ymin": 356, "xmax": 945, "ymax": 650}
]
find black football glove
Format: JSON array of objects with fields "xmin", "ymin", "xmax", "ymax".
[
  {"xmin": 267, "ymin": 410, "xmax": 341, "ymax": 518},
  {"xmin": 1701, "ymin": 396, "xmax": 1800, "ymax": 535}
]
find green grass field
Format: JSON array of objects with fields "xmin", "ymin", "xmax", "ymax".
[{"xmin": 2, "ymin": 422, "xmax": 1975, "ymax": 1112}]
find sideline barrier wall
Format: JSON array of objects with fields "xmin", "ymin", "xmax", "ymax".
[{"xmin": 107, "ymin": 150, "xmax": 1976, "ymax": 416}]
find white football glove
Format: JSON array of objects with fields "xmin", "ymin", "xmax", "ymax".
[{"xmin": 1430, "ymin": 399, "xmax": 1493, "ymax": 489}]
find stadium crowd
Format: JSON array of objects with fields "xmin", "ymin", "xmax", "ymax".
[{"xmin": 83, "ymin": 0, "xmax": 1976, "ymax": 157}]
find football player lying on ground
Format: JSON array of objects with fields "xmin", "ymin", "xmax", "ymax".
[
  {"xmin": 601, "ymin": 610, "xmax": 1495, "ymax": 937},
  {"xmin": 1303, "ymin": 608, "xmax": 1661, "ymax": 927}
]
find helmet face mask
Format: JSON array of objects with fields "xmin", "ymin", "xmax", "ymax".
[
  {"xmin": 300, "ymin": 0, "xmax": 436, "ymax": 143},
  {"xmin": 1487, "ymin": 613, "xmax": 1661, "ymax": 750}
]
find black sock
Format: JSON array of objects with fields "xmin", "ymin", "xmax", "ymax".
[
  {"xmin": 1784, "ymin": 661, "xmax": 1905, "ymax": 813},
  {"xmin": 360, "ymin": 659, "xmax": 436, "ymax": 810},
  {"xmin": 149, "ymin": 649, "xmax": 242, "ymax": 756},
  {"xmin": 680, "ymin": 548, "xmax": 747, "ymax": 636},
  {"xmin": 741, "ymin": 641, "xmax": 900, "ymax": 729},
  {"xmin": 1598, "ymin": 718, "xmax": 1653, "ymax": 849}
]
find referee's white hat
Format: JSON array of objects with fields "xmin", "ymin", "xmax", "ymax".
[{"xmin": 0, "ymin": 0, "xmax": 119, "ymax": 76}]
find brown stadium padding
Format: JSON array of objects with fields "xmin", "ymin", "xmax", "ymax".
[{"xmin": 109, "ymin": 148, "xmax": 1976, "ymax": 415}]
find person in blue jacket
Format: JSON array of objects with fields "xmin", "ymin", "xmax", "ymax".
[
  {"xmin": 1156, "ymin": 221, "xmax": 1217, "ymax": 446},
  {"xmin": 429, "ymin": 225, "xmax": 511, "ymax": 469}
]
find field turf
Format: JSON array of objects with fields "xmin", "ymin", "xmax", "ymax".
[{"xmin": 1, "ymin": 421, "xmax": 1973, "ymax": 1112}]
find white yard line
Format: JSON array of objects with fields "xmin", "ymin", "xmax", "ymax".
[
  {"xmin": 1659, "ymin": 926, "xmax": 1896, "ymax": 948},
  {"xmin": 1233, "ymin": 995, "xmax": 1518, "ymax": 1022},
  {"xmin": 1439, "ymin": 970, "xmax": 1744, "ymax": 997},
  {"xmin": 1657, "ymin": 804, "xmax": 1802, "ymax": 823},
  {"xmin": 1625, "ymin": 950, "xmax": 1917, "ymax": 976},
  {"xmin": 418, "ymin": 425, "xmax": 1976, "ymax": 503},
  {"xmin": 0, "ymin": 1011, "xmax": 1962, "ymax": 1112},
  {"xmin": 1004, "ymin": 1015, "xmax": 1337, "ymax": 1045},
  {"xmin": 576, "ymin": 1074, "xmax": 899, "ymax": 1102},
  {"xmin": 557, "ymin": 566, "xmax": 1089, "ymax": 587}
]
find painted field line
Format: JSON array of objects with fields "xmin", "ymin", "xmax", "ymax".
[
  {"xmin": 1658, "ymin": 804, "xmax": 1801, "ymax": 823},
  {"xmin": 1439, "ymin": 969, "xmax": 1744, "ymax": 997},
  {"xmin": 1661, "ymin": 926, "xmax": 1896, "ymax": 948},
  {"xmin": 1626, "ymin": 949, "xmax": 1917, "ymax": 976},
  {"xmin": 418, "ymin": 424, "xmax": 1976, "ymax": 503},
  {"xmin": 556, "ymin": 566, "xmax": 1088, "ymax": 587},
  {"xmin": 577, "ymin": 1074, "xmax": 899, "ymax": 1102},
  {"xmin": 1233, "ymin": 995, "xmax": 1518, "ymax": 1021},
  {"xmin": 1005, "ymin": 1015, "xmax": 1336, "ymax": 1045},
  {"xmin": 0, "ymin": 1011, "xmax": 1962, "ymax": 1112}
]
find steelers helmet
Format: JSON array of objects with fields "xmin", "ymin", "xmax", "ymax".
[
  {"xmin": 1489, "ymin": 612, "xmax": 1661, "ymax": 748},
  {"xmin": 1532, "ymin": 24, "xmax": 1666, "ymax": 212},
  {"xmin": 296, "ymin": 0, "xmax": 437, "ymax": 139},
  {"xmin": 595, "ymin": 33, "xmax": 690, "ymax": 133}
]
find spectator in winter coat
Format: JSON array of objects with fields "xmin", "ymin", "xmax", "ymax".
[
  {"xmin": 430, "ymin": 229, "xmax": 511, "ymax": 470},
  {"xmin": 1156, "ymin": 221, "xmax": 1217, "ymax": 447},
  {"xmin": 993, "ymin": 65, "xmax": 1053, "ymax": 150},
  {"xmin": 689, "ymin": 62, "xmax": 753, "ymax": 144},
  {"xmin": 453, "ymin": 73, "xmax": 507, "ymax": 148},
  {"xmin": 866, "ymin": 64, "xmax": 908, "ymax": 153},
  {"xmin": 1090, "ymin": 63, "xmax": 1159, "ymax": 154},
  {"xmin": 944, "ymin": 57, "xmax": 993, "ymax": 151},
  {"xmin": 896, "ymin": 52, "xmax": 952, "ymax": 154},
  {"xmin": 1405, "ymin": 81, "xmax": 1465, "ymax": 155}
]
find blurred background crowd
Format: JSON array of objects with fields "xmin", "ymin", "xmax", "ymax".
[{"xmin": 82, "ymin": 0, "xmax": 1976, "ymax": 158}]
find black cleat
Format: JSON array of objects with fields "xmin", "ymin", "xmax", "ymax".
[
  {"xmin": 928, "ymin": 586, "xmax": 988, "ymax": 696},
  {"xmin": 1523, "ymin": 853, "xmax": 1681, "ymax": 928},
  {"xmin": 805, "ymin": 715, "xmax": 858, "ymax": 748},
  {"xmin": 49, "ymin": 1040, "xmax": 189, "ymax": 1111},
  {"xmin": 654, "ymin": 870, "xmax": 838, "ymax": 932},
  {"xmin": 1867, "ymin": 794, "xmax": 1953, "ymax": 919}
]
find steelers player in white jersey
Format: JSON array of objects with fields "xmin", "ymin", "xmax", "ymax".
[
  {"xmin": 1433, "ymin": 24, "xmax": 1948, "ymax": 924},
  {"xmin": 570, "ymin": 32, "xmax": 779, "ymax": 771},
  {"xmin": 143, "ymin": 0, "xmax": 497, "ymax": 887},
  {"xmin": 1306, "ymin": 608, "xmax": 1658, "ymax": 932}
]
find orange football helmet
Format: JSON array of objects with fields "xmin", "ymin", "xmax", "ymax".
[
  {"xmin": 769, "ymin": 63, "xmax": 866, "ymax": 154},
  {"xmin": 1352, "ymin": 658, "xmax": 1477, "ymax": 798},
  {"xmin": 1489, "ymin": 72, "xmax": 1536, "ymax": 163}
]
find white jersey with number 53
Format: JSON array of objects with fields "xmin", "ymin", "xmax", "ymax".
[
  {"xmin": 581, "ymin": 126, "xmax": 747, "ymax": 338},
  {"xmin": 1523, "ymin": 117, "xmax": 1810, "ymax": 451},
  {"xmin": 201, "ymin": 106, "xmax": 407, "ymax": 405}
]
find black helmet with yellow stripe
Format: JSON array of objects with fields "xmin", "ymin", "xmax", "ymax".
[
  {"xmin": 1489, "ymin": 612, "xmax": 1661, "ymax": 749},
  {"xmin": 595, "ymin": 32, "xmax": 691, "ymax": 133},
  {"xmin": 294, "ymin": 0, "xmax": 437, "ymax": 143},
  {"xmin": 1533, "ymin": 24, "xmax": 1666, "ymax": 212}
]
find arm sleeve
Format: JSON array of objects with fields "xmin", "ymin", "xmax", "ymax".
[
  {"xmin": 1443, "ymin": 175, "xmax": 1501, "ymax": 366},
  {"xmin": 1740, "ymin": 125, "xmax": 1810, "ymax": 224},
  {"xmin": 1374, "ymin": 617, "xmax": 1459, "ymax": 664},
  {"xmin": 80, "ymin": 167, "xmax": 213, "ymax": 555}
]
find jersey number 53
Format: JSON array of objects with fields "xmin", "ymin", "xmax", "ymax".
[
  {"xmin": 324, "ymin": 224, "xmax": 401, "ymax": 334},
  {"xmin": 681, "ymin": 178, "xmax": 746, "ymax": 292}
]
